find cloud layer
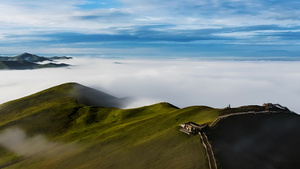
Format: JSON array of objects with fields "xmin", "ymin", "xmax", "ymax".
[{"xmin": 1, "ymin": 58, "xmax": 300, "ymax": 113}]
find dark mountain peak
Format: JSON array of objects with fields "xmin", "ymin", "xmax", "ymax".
[
  {"xmin": 16, "ymin": 52, "xmax": 36, "ymax": 58},
  {"xmin": 27, "ymin": 82, "xmax": 131, "ymax": 108},
  {"xmin": 15, "ymin": 53, "xmax": 49, "ymax": 62},
  {"xmin": 18, "ymin": 52, "xmax": 33, "ymax": 56},
  {"xmin": 70, "ymin": 83, "xmax": 130, "ymax": 108}
]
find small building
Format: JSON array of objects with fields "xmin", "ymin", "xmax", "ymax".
[
  {"xmin": 263, "ymin": 103, "xmax": 274, "ymax": 111},
  {"xmin": 180, "ymin": 122, "xmax": 207, "ymax": 135},
  {"xmin": 263, "ymin": 103, "xmax": 290, "ymax": 112}
]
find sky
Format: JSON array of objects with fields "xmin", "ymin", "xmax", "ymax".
[{"xmin": 0, "ymin": 0, "xmax": 299, "ymax": 58}]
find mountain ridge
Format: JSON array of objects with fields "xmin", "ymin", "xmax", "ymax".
[
  {"xmin": 0, "ymin": 82, "xmax": 298, "ymax": 169},
  {"xmin": 0, "ymin": 82, "xmax": 218, "ymax": 168},
  {"xmin": 14, "ymin": 53, "xmax": 49, "ymax": 62}
]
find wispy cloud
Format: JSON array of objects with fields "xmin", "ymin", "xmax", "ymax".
[{"xmin": 0, "ymin": 0, "xmax": 299, "ymax": 56}]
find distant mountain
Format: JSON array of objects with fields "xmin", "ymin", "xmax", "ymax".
[
  {"xmin": 0, "ymin": 61, "xmax": 69, "ymax": 70},
  {"xmin": 0, "ymin": 53, "xmax": 49, "ymax": 62},
  {"xmin": 0, "ymin": 83, "xmax": 298, "ymax": 169},
  {"xmin": 14, "ymin": 53, "xmax": 50, "ymax": 62},
  {"xmin": 0, "ymin": 61, "xmax": 36, "ymax": 70},
  {"xmin": 0, "ymin": 53, "xmax": 72, "ymax": 70},
  {"xmin": 48, "ymin": 56, "xmax": 72, "ymax": 60}
]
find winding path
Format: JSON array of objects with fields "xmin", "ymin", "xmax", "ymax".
[
  {"xmin": 210, "ymin": 111, "xmax": 272, "ymax": 127},
  {"xmin": 199, "ymin": 131, "xmax": 217, "ymax": 169},
  {"xmin": 200, "ymin": 111, "xmax": 270, "ymax": 169}
]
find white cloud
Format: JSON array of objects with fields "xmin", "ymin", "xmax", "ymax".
[
  {"xmin": 1, "ymin": 58, "xmax": 300, "ymax": 113},
  {"xmin": 0, "ymin": 0, "xmax": 299, "ymax": 38},
  {"xmin": 0, "ymin": 1, "xmax": 133, "ymax": 35}
]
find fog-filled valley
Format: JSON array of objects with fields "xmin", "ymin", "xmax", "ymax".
[{"xmin": 1, "ymin": 57, "xmax": 299, "ymax": 113}]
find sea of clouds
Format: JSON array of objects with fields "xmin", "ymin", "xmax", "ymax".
[{"xmin": 1, "ymin": 57, "xmax": 300, "ymax": 113}]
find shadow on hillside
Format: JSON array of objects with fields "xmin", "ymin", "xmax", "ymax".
[{"xmin": 207, "ymin": 113, "xmax": 300, "ymax": 169}]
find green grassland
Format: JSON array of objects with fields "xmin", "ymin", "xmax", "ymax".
[{"xmin": 0, "ymin": 82, "xmax": 263, "ymax": 169}]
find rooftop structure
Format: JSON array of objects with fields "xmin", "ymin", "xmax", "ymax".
[{"xmin": 180, "ymin": 122, "xmax": 207, "ymax": 135}]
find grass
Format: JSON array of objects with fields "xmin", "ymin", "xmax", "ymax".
[
  {"xmin": 0, "ymin": 82, "xmax": 266, "ymax": 169},
  {"xmin": 0, "ymin": 147, "xmax": 19, "ymax": 165}
]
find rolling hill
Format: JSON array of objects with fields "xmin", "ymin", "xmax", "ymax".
[
  {"xmin": 0, "ymin": 82, "xmax": 298, "ymax": 169},
  {"xmin": 0, "ymin": 83, "xmax": 219, "ymax": 169}
]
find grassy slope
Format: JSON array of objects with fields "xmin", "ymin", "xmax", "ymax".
[
  {"xmin": 0, "ymin": 82, "xmax": 260, "ymax": 169},
  {"xmin": 0, "ymin": 83, "xmax": 82, "ymax": 166},
  {"xmin": 0, "ymin": 83, "xmax": 80, "ymax": 132}
]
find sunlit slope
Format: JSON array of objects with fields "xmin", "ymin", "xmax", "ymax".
[
  {"xmin": 0, "ymin": 83, "xmax": 221, "ymax": 169},
  {"xmin": 0, "ymin": 83, "xmax": 80, "ymax": 133},
  {"xmin": 0, "ymin": 83, "xmax": 128, "ymax": 129}
]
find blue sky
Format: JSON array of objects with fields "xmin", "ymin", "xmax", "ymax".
[{"xmin": 0, "ymin": 0, "xmax": 299, "ymax": 58}]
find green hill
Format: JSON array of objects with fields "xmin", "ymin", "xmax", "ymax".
[
  {"xmin": 0, "ymin": 83, "xmax": 220, "ymax": 169},
  {"xmin": 0, "ymin": 82, "xmax": 297, "ymax": 169}
]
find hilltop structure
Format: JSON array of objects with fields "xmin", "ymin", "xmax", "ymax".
[
  {"xmin": 263, "ymin": 103, "xmax": 290, "ymax": 112},
  {"xmin": 179, "ymin": 103, "xmax": 293, "ymax": 169},
  {"xmin": 180, "ymin": 122, "xmax": 207, "ymax": 135},
  {"xmin": 181, "ymin": 103, "xmax": 292, "ymax": 135}
]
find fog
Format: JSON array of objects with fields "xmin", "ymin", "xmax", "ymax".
[
  {"xmin": 0, "ymin": 128, "xmax": 76, "ymax": 157},
  {"xmin": 1, "ymin": 57, "xmax": 300, "ymax": 113}
]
